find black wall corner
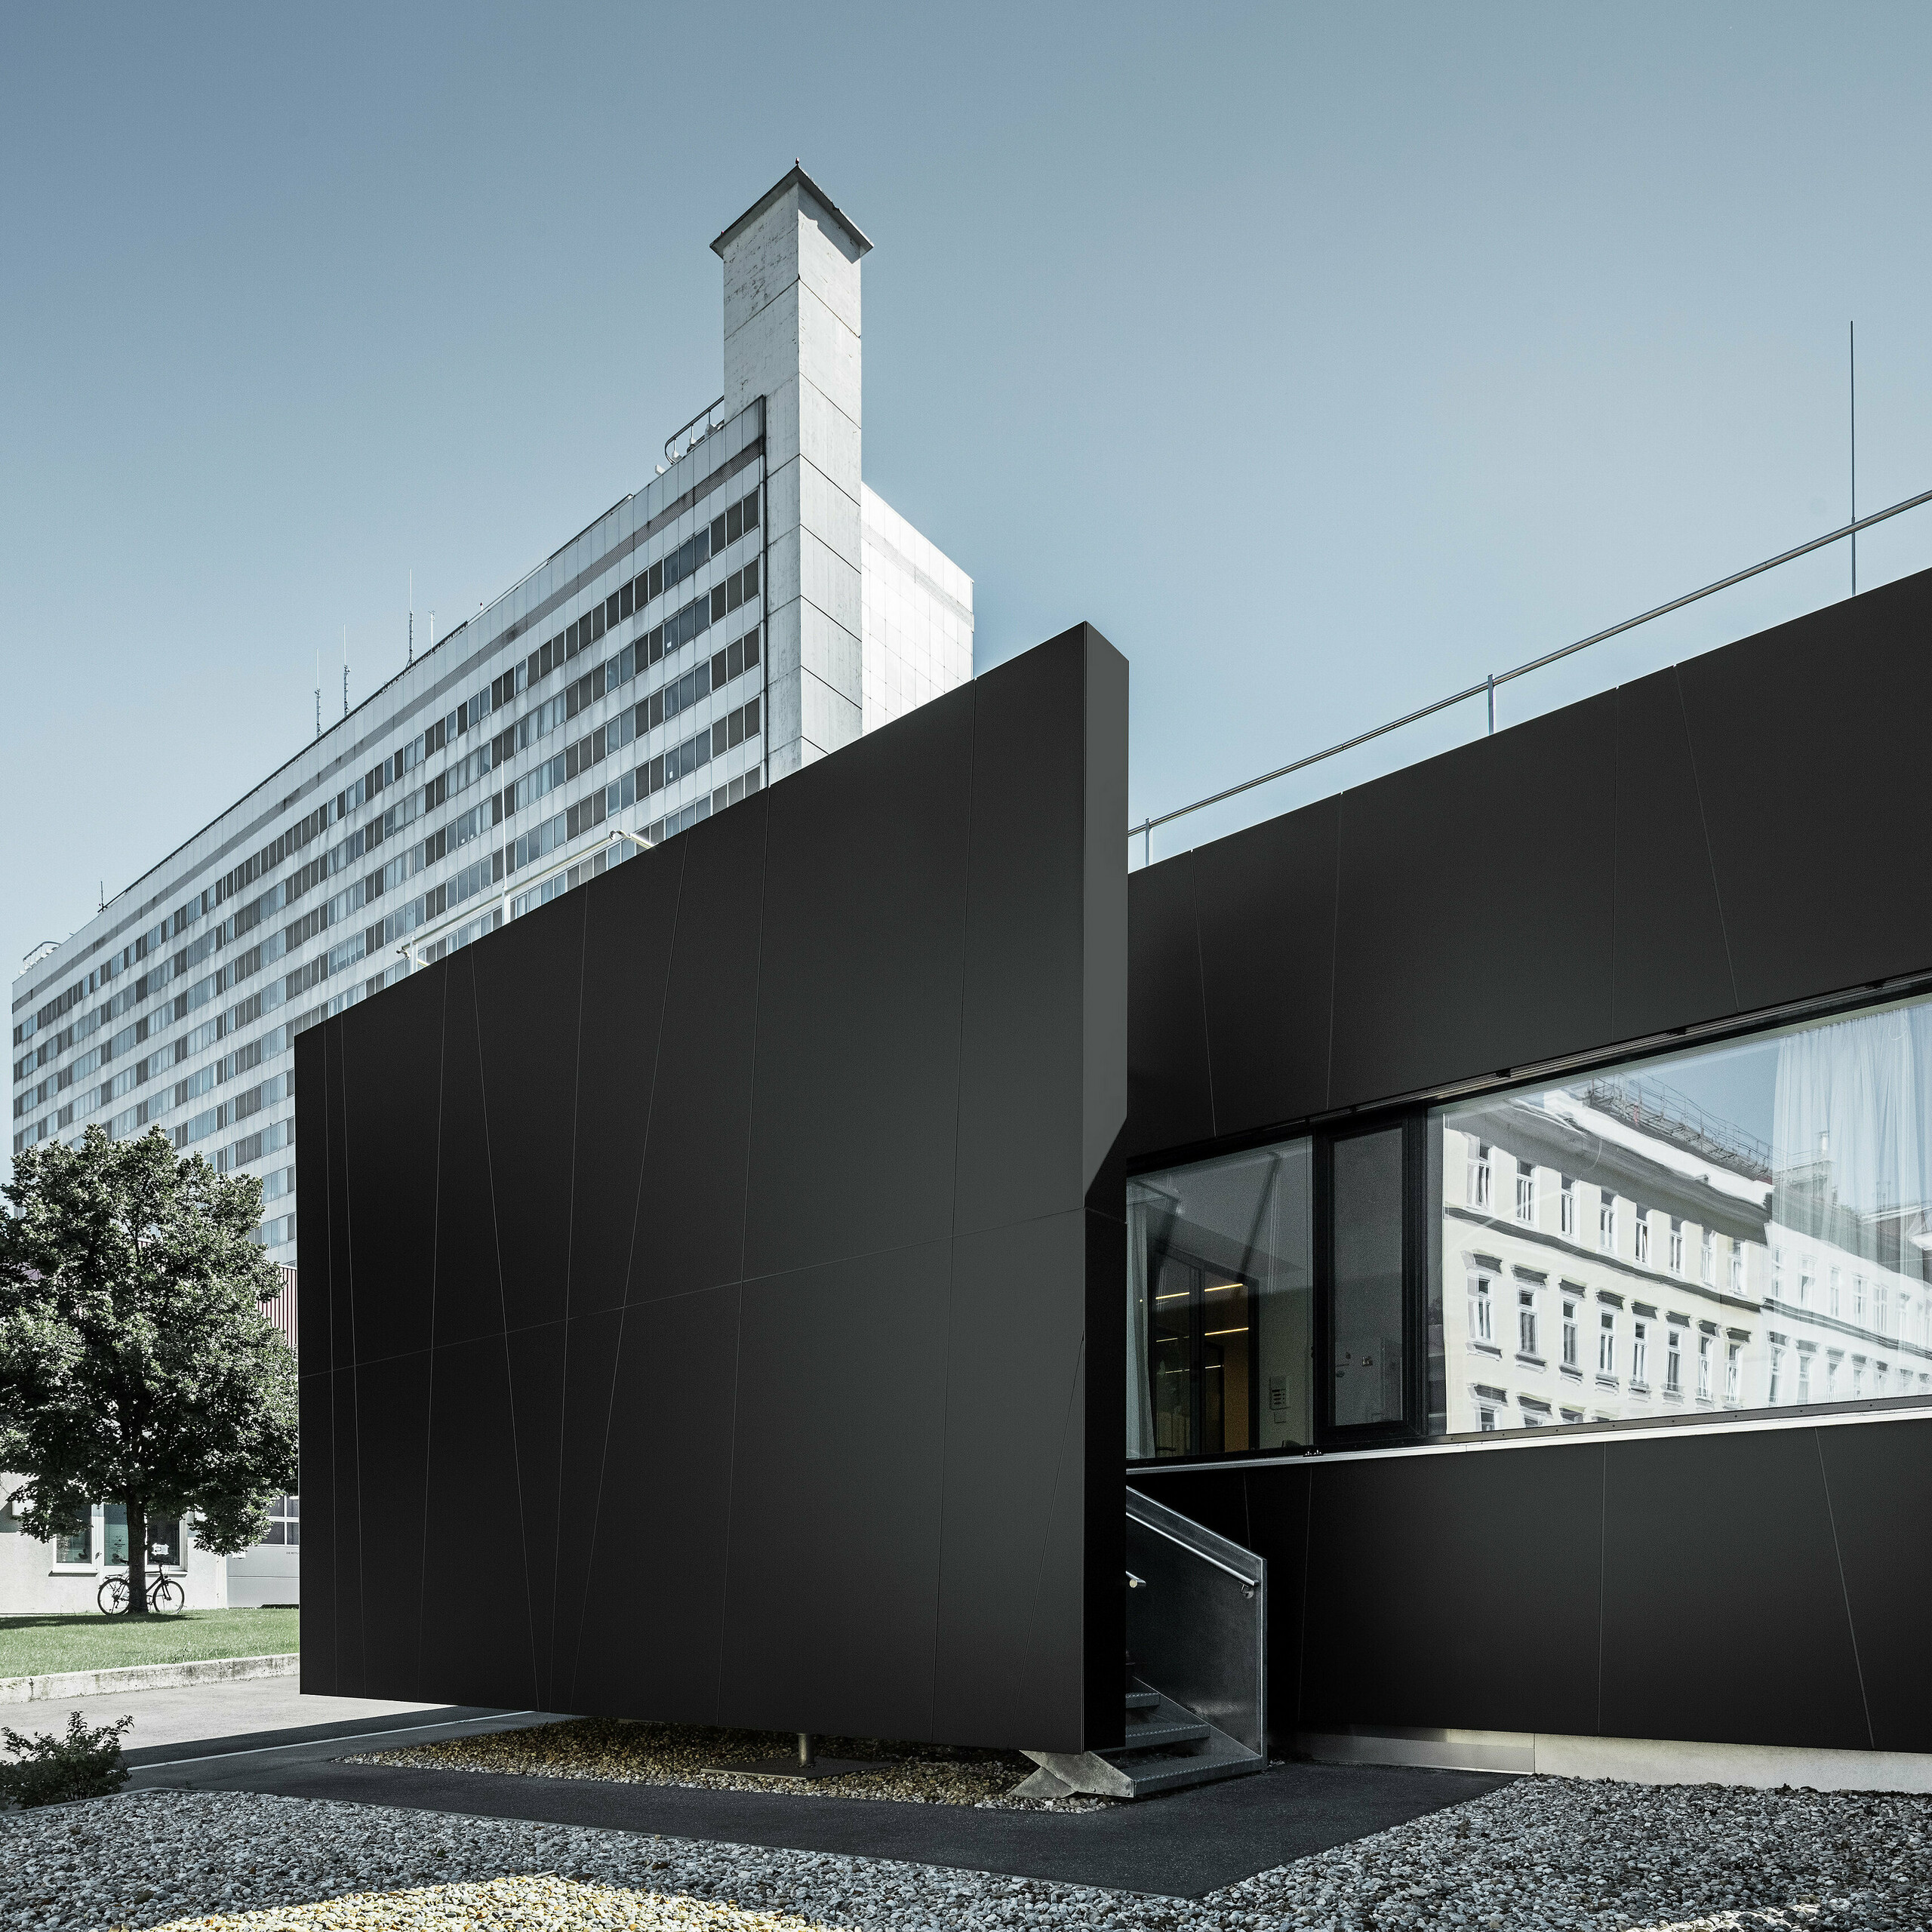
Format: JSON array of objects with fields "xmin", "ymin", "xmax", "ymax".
[{"xmin": 297, "ymin": 625, "xmax": 1128, "ymax": 1753}]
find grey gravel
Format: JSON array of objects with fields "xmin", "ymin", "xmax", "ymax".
[
  {"xmin": 0, "ymin": 1774, "xmax": 1929, "ymax": 1930},
  {"xmin": 347, "ymin": 1717, "xmax": 1116, "ymax": 1813}
]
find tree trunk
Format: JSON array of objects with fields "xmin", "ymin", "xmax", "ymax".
[{"xmin": 125, "ymin": 1497, "xmax": 148, "ymax": 1617}]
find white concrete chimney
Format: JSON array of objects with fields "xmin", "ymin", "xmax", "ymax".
[{"xmin": 713, "ymin": 166, "xmax": 872, "ymax": 780}]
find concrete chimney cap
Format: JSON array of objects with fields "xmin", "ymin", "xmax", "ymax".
[{"xmin": 711, "ymin": 164, "xmax": 873, "ymax": 260}]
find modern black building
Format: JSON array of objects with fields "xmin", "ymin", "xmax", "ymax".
[{"xmin": 304, "ymin": 566, "xmax": 1932, "ymax": 1795}]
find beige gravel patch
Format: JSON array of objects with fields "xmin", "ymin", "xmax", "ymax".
[
  {"xmin": 348, "ymin": 1717, "xmax": 1114, "ymax": 1812},
  {"xmin": 145, "ymin": 1872, "xmax": 846, "ymax": 1930}
]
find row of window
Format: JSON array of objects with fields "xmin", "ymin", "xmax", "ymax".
[
  {"xmin": 16, "ymin": 613, "xmax": 764, "ymax": 1097},
  {"xmin": 14, "ymin": 477, "xmax": 764, "ymax": 1056}
]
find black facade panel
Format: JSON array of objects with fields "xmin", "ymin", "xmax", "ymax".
[
  {"xmin": 568, "ymin": 1289, "xmax": 739, "ymax": 1722},
  {"xmin": 321, "ymin": 1023, "xmax": 356, "ymax": 1374},
  {"xmin": 417, "ymin": 1335, "xmax": 540, "ymax": 1709},
  {"xmin": 346, "ymin": 1347, "xmax": 432, "ymax": 1699},
  {"xmin": 568, "ymin": 859, "xmax": 685, "ymax": 1315},
  {"xmin": 742, "ymin": 695, "xmax": 972, "ymax": 1279},
  {"xmin": 339, "ymin": 964, "xmax": 445, "ymax": 1367},
  {"xmin": 719, "ymin": 1242, "xmax": 952, "ymax": 1737},
  {"xmin": 1609, "ymin": 669, "xmax": 1739, "ymax": 1040},
  {"xmin": 427, "ymin": 959, "xmax": 508, "ymax": 1349},
  {"xmin": 1680, "ymin": 570, "xmax": 1932, "ymax": 1014},
  {"xmin": 470, "ymin": 897, "xmax": 585, "ymax": 1337},
  {"xmin": 1196, "ymin": 798, "xmax": 1340, "ymax": 1140},
  {"xmin": 502, "ymin": 1321, "xmax": 568, "ymax": 1707},
  {"xmin": 629, "ymin": 804, "xmax": 764, "ymax": 1304},
  {"xmin": 1328, "ymin": 694, "xmax": 1617, "ymax": 1110},
  {"xmin": 933, "ymin": 1211, "xmax": 1092, "ymax": 1751},
  {"xmin": 294, "ymin": 1364, "xmax": 336, "ymax": 1694},
  {"xmin": 1598, "ymin": 1428, "xmax": 1870, "ymax": 1749},
  {"xmin": 1125, "ymin": 851, "xmax": 1214, "ymax": 1161},
  {"xmin": 1299, "ymin": 1446, "xmax": 1602, "ymax": 1738},
  {"xmin": 325, "ymin": 1364, "xmax": 366, "ymax": 1694},
  {"xmin": 953, "ymin": 625, "xmax": 1106, "ymax": 1237},
  {"xmin": 300, "ymin": 627, "xmax": 1126, "ymax": 1751},
  {"xmin": 546, "ymin": 1305, "xmax": 626, "ymax": 1709},
  {"xmin": 1819, "ymin": 1418, "xmax": 1932, "ymax": 1753}
]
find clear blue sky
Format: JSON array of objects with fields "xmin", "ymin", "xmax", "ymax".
[{"xmin": 6, "ymin": 2, "xmax": 1931, "ymax": 992}]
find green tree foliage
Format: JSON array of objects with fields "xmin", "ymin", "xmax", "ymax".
[{"xmin": 0, "ymin": 1126, "xmax": 297, "ymax": 1616}]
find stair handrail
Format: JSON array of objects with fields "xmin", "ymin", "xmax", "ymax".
[{"xmin": 1126, "ymin": 1487, "xmax": 1263, "ymax": 1589}]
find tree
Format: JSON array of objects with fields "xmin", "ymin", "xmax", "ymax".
[{"xmin": 0, "ymin": 1125, "xmax": 297, "ymax": 1614}]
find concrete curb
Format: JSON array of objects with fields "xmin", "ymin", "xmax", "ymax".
[{"xmin": 0, "ymin": 1652, "xmax": 298, "ymax": 1706}]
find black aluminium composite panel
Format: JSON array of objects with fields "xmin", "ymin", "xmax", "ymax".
[{"xmin": 297, "ymin": 624, "xmax": 1128, "ymax": 1751}]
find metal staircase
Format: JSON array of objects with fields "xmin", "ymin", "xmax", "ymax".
[{"xmin": 1014, "ymin": 1489, "xmax": 1268, "ymax": 1800}]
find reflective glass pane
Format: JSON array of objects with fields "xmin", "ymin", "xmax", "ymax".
[
  {"xmin": 1331, "ymin": 1128, "xmax": 1407, "ymax": 1428},
  {"xmin": 1128, "ymin": 1140, "xmax": 1314, "ymax": 1459},
  {"xmin": 1433, "ymin": 991, "xmax": 1932, "ymax": 1436},
  {"xmin": 103, "ymin": 1503, "xmax": 128, "ymax": 1564}
]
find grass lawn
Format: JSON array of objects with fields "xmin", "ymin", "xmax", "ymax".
[{"xmin": 0, "ymin": 1606, "xmax": 298, "ymax": 1680}]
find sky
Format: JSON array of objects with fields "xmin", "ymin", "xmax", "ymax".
[{"xmin": 6, "ymin": 1, "xmax": 1932, "ymax": 1001}]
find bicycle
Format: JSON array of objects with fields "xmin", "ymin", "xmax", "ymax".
[{"xmin": 97, "ymin": 1552, "xmax": 184, "ymax": 1616}]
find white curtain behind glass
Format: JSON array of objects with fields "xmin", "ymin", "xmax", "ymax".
[{"xmin": 1773, "ymin": 1005, "xmax": 1925, "ymax": 1251}]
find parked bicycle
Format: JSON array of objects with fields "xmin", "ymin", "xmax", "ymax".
[{"xmin": 97, "ymin": 1552, "xmax": 183, "ymax": 1616}]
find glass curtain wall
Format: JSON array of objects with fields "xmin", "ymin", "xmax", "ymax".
[
  {"xmin": 1435, "ymin": 990, "xmax": 1932, "ymax": 1436},
  {"xmin": 1127, "ymin": 1140, "xmax": 1314, "ymax": 1459},
  {"xmin": 1128, "ymin": 988, "xmax": 1932, "ymax": 1462}
]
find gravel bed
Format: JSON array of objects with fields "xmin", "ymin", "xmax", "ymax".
[
  {"xmin": 1, "ymin": 1774, "xmax": 1930, "ymax": 1929},
  {"xmin": 346, "ymin": 1717, "xmax": 1115, "ymax": 1812}
]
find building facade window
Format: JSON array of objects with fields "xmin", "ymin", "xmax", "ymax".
[
  {"xmin": 1468, "ymin": 1140, "xmax": 1492, "ymax": 1210},
  {"xmin": 1515, "ymin": 1160, "xmax": 1536, "ymax": 1224},
  {"xmin": 1561, "ymin": 1296, "xmax": 1580, "ymax": 1370},
  {"xmin": 1518, "ymin": 1285, "xmax": 1539, "ymax": 1358},
  {"xmin": 1427, "ymin": 987, "xmax": 1932, "ymax": 1441},
  {"xmin": 1469, "ymin": 1272, "xmax": 1494, "ymax": 1345},
  {"xmin": 52, "ymin": 1508, "xmax": 93, "ymax": 1567}
]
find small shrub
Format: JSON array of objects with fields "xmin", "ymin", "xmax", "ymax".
[{"xmin": 0, "ymin": 1711, "xmax": 133, "ymax": 1808}]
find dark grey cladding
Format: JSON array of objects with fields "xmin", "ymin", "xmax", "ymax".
[
  {"xmin": 297, "ymin": 624, "xmax": 1128, "ymax": 1752},
  {"xmin": 1128, "ymin": 564, "xmax": 1932, "ymax": 1159},
  {"xmin": 1136, "ymin": 1412, "xmax": 1932, "ymax": 1755}
]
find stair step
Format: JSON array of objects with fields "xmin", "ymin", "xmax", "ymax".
[
  {"xmin": 1123, "ymin": 1690, "xmax": 1159, "ymax": 1712},
  {"xmin": 1117, "ymin": 1744, "xmax": 1264, "ymax": 1796},
  {"xmin": 1105, "ymin": 1718, "xmax": 1209, "ymax": 1756}
]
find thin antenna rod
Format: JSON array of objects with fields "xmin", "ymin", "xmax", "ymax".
[
  {"xmin": 314, "ymin": 652, "xmax": 321, "ymax": 739},
  {"xmin": 1850, "ymin": 321, "xmax": 1858, "ymax": 596},
  {"xmin": 408, "ymin": 570, "xmax": 414, "ymax": 666},
  {"xmin": 342, "ymin": 626, "xmax": 349, "ymax": 718}
]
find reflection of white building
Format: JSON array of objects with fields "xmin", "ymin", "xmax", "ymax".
[{"xmin": 1441, "ymin": 1073, "xmax": 1932, "ymax": 1435}]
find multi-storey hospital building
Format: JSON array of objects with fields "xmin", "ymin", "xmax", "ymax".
[
  {"xmin": 5, "ymin": 168, "xmax": 971, "ymax": 1610},
  {"xmin": 11, "ymin": 166, "xmax": 969, "ymax": 1237}
]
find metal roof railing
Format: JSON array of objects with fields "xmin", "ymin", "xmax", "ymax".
[{"xmin": 1129, "ymin": 484, "xmax": 1932, "ymax": 864}]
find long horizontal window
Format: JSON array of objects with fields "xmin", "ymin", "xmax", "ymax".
[
  {"xmin": 1129, "ymin": 987, "xmax": 1932, "ymax": 1462},
  {"xmin": 1435, "ymin": 990, "xmax": 1932, "ymax": 1438}
]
